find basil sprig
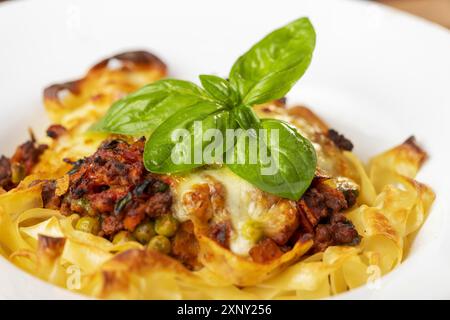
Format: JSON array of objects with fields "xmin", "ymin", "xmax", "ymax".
[{"xmin": 92, "ymin": 17, "xmax": 317, "ymax": 200}]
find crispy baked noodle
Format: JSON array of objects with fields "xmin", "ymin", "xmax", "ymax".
[{"xmin": 0, "ymin": 51, "xmax": 434, "ymax": 299}]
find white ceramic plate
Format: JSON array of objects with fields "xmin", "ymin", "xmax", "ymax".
[{"xmin": 1, "ymin": 0, "xmax": 449, "ymax": 299}]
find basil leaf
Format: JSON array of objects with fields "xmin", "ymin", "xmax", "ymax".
[
  {"xmin": 231, "ymin": 104, "xmax": 261, "ymax": 130},
  {"xmin": 199, "ymin": 75, "xmax": 238, "ymax": 106},
  {"xmin": 91, "ymin": 79, "xmax": 212, "ymax": 135},
  {"xmin": 229, "ymin": 17, "xmax": 316, "ymax": 105},
  {"xmin": 144, "ymin": 101, "xmax": 227, "ymax": 173},
  {"xmin": 227, "ymin": 118, "xmax": 316, "ymax": 200}
]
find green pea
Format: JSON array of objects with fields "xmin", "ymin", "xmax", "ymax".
[
  {"xmin": 133, "ymin": 221, "xmax": 156, "ymax": 244},
  {"xmin": 147, "ymin": 235, "xmax": 171, "ymax": 254},
  {"xmin": 242, "ymin": 220, "xmax": 263, "ymax": 243},
  {"xmin": 112, "ymin": 231, "xmax": 136, "ymax": 244},
  {"xmin": 154, "ymin": 215, "xmax": 179, "ymax": 237},
  {"xmin": 75, "ymin": 216, "xmax": 100, "ymax": 235}
]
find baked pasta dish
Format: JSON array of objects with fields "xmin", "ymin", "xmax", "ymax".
[{"xmin": 0, "ymin": 18, "xmax": 435, "ymax": 299}]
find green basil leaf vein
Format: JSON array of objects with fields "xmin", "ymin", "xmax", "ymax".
[
  {"xmin": 227, "ymin": 118, "xmax": 316, "ymax": 200},
  {"xmin": 230, "ymin": 104, "xmax": 261, "ymax": 130},
  {"xmin": 199, "ymin": 74, "xmax": 238, "ymax": 107},
  {"xmin": 229, "ymin": 17, "xmax": 316, "ymax": 105},
  {"xmin": 144, "ymin": 101, "xmax": 227, "ymax": 173},
  {"xmin": 90, "ymin": 79, "xmax": 212, "ymax": 135}
]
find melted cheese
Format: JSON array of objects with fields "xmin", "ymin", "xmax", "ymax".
[
  {"xmin": 173, "ymin": 167, "xmax": 300, "ymax": 256},
  {"xmin": 173, "ymin": 168, "xmax": 254, "ymax": 255}
]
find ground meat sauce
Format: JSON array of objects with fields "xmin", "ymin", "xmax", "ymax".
[
  {"xmin": 41, "ymin": 180, "xmax": 61, "ymax": 209},
  {"xmin": 313, "ymin": 213, "xmax": 360, "ymax": 252},
  {"xmin": 249, "ymin": 238, "xmax": 284, "ymax": 263},
  {"xmin": 249, "ymin": 175, "xmax": 360, "ymax": 263},
  {"xmin": 328, "ymin": 129, "xmax": 354, "ymax": 151},
  {"xmin": 297, "ymin": 177, "xmax": 360, "ymax": 253},
  {"xmin": 54, "ymin": 138, "xmax": 172, "ymax": 238},
  {"xmin": 0, "ymin": 135, "xmax": 48, "ymax": 191},
  {"xmin": 208, "ymin": 220, "xmax": 232, "ymax": 248},
  {"xmin": 11, "ymin": 138, "xmax": 48, "ymax": 175},
  {"xmin": 29, "ymin": 134, "xmax": 360, "ymax": 265},
  {"xmin": 0, "ymin": 156, "xmax": 13, "ymax": 191},
  {"xmin": 46, "ymin": 124, "xmax": 67, "ymax": 139}
]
